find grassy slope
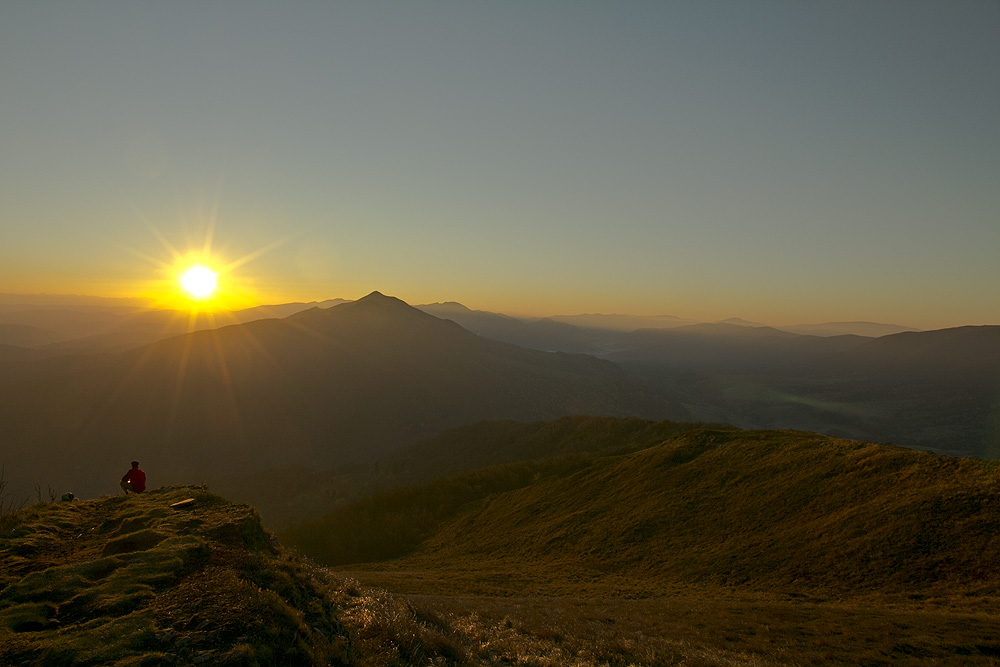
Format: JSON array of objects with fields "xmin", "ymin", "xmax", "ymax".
[
  {"xmin": 413, "ymin": 429, "xmax": 1000, "ymax": 596},
  {"xmin": 224, "ymin": 416, "xmax": 727, "ymax": 531},
  {"xmin": 282, "ymin": 456, "xmax": 597, "ymax": 566},
  {"xmin": 281, "ymin": 417, "xmax": 731, "ymax": 563},
  {"xmin": 297, "ymin": 427, "xmax": 1000, "ymax": 599}
]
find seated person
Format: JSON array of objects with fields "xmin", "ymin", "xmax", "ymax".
[{"xmin": 120, "ymin": 461, "xmax": 146, "ymax": 494}]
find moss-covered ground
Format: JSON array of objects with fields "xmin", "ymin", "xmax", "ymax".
[{"xmin": 0, "ymin": 486, "xmax": 349, "ymax": 667}]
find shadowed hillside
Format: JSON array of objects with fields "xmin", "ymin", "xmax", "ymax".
[
  {"xmin": 381, "ymin": 415, "xmax": 733, "ymax": 487},
  {"xmin": 214, "ymin": 416, "xmax": 730, "ymax": 531},
  {"xmin": 288, "ymin": 423, "xmax": 1000, "ymax": 598},
  {"xmin": 416, "ymin": 302, "xmax": 617, "ymax": 354},
  {"xmin": 417, "ymin": 430, "xmax": 1000, "ymax": 595},
  {"xmin": 848, "ymin": 325, "xmax": 1000, "ymax": 367}
]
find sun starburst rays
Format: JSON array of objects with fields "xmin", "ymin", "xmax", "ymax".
[{"xmin": 95, "ymin": 215, "xmax": 314, "ymax": 470}]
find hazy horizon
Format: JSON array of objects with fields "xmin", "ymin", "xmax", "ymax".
[
  {"xmin": 2, "ymin": 2, "xmax": 998, "ymax": 330},
  {"xmin": 0, "ymin": 288, "xmax": 934, "ymax": 332}
]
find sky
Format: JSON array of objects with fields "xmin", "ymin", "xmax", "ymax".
[{"xmin": 1, "ymin": 1, "xmax": 998, "ymax": 329}]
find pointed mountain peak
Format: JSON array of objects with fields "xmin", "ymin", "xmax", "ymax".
[
  {"xmin": 288, "ymin": 290, "xmax": 427, "ymax": 324},
  {"xmin": 284, "ymin": 289, "xmax": 478, "ymax": 344},
  {"xmin": 343, "ymin": 290, "xmax": 412, "ymax": 308},
  {"xmin": 330, "ymin": 290, "xmax": 445, "ymax": 324},
  {"xmin": 349, "ymin": 291, "xmax": 413, "ymax": 309}
]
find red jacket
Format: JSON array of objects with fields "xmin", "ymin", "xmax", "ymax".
[{"xmin": 123, "ymin": 468, "xmax": 146, "ymax": 493}]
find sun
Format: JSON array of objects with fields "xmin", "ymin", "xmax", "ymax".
[
  {"xmin": 178, "ymin": 264, "xmax": 218, "ymax": 301},
  {"xmin": 128, "ymin": 216, "xmax": 299, "ymax": 312}
]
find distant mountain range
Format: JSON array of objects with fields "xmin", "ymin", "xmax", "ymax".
[
  {"xmin": 0, "ymin": 293, "xmax": 917, "ymax": 352},
  {"xmin": 408, "ymin": 307, "xmax": 999, "ymax": 455},
  {"xmin": 0, "ymin": 292, "xmax": 677, "ymax": 501},
  {"xmin": 416, "ymin": 301, "xmax": 917, "ymax": 343},
  {"xmin": 0, "ymin": 298, "xmax": 348, "ymax": 352},
  {"xmin": 0, "ymin": 291, "xmax": 996, "ymax": 508}
]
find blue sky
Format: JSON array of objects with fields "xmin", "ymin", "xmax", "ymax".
[{"xmin": 1, "ymin": 1, "xmax": 997, "ymax": 328}]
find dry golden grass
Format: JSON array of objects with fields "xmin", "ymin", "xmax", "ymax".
[{"xmin": 329, "ymin": 569, "xmax": 1000, "ymax": 666}]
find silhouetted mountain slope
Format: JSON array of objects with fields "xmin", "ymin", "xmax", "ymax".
[
  {"xmin": 316, "ymin": 426, "xmax": 1000, "ymax": 596},
  {"xmin": 0, "ymin": 292, "xmax": 679, "ymax": 500},
  {"xmin": 229, "ymin": 299, "xmax": 349, "ymax": 323},
  {"xmin": 547, "ymin": 312, "xmax": 698, "ymax": 330},
  {"xmin": 416, "ymin": 301, "xmax": 522, "ymax": 330},
  {"xmin": 215, "ymin": 417, "xmax": 726, "ymax": 531},
  {"xmin": 715, "ymin": 317, "xmax": 768, "ymax": 327},
  {"xmin": 0, "ymin": 322, "xmax": 64, "ymax": 347},
  {"xmin": 611, "ymin": 323, "xmax": 859, "ymax": 371},
  {"xmin": 0, "ymin": 299, "xmax": 347, "ymax": 353},
  {"xmin": 847, "ymin": 325, "xmax": 1000, "ymax": 369},
  {"xmin": 382, "ymin": 415, "xmax": 729, "ymax": 486},
  {"xmin": 779, "ymin": 321, "xmax": 918, "ymax": 337},
  {"xmin": 416, "ymin": 302, "xmax": 613, "ymax": 354}
]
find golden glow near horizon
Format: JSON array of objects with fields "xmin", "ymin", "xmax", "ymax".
[
  {"xmin": 125, "ymin": 220, "xmax": 271, "ymax": 314},
  {"xmin": 2, "ymin": 4, "xmax": 998, "ymax": 332}
]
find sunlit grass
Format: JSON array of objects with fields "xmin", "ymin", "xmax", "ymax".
[{"xmin": 321, "ymin": 571, "xmax": 1000, "ymax": 667}]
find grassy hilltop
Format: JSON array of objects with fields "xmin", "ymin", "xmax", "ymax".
[{"xmin": 0, "ymin": 487, "xmax": 354, "ymax": 666}]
